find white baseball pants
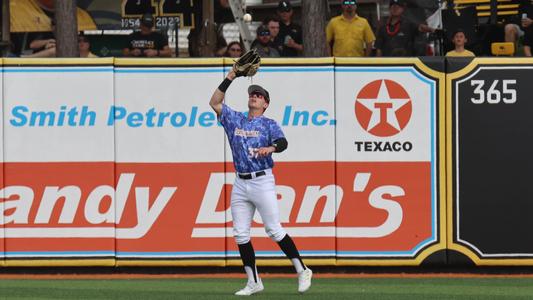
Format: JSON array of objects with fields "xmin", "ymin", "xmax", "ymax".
[{"xmin": 231, "ymin": 169, "xmax": 287, "ymax": 244}]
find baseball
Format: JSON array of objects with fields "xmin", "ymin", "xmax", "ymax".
[{"xmin": 243, "ymin": 13, "xmax": 252, "ymax": 22}]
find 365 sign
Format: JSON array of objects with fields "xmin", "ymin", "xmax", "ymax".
[{"xmin": 449, "ymin": 61, "xmax": 533, "ymax": 264}]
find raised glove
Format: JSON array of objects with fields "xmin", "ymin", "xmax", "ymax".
[{"xmin": 233, "ymin": 49, "xmax": 261, "ymax": 77}]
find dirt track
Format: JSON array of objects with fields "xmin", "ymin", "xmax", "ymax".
[{"xmin": 2, "ymin": 273, "xmax": 533, "ymax": 279}]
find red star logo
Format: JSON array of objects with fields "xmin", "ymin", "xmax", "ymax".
[{"xmin": 355, "ymin": 80, "xmax": 412, "ymax": 137}]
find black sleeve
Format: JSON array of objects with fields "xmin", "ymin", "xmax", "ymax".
[
  {"xmin": 272, "ymin": 138, "xmax": 288, "ymax": 153},
  {"xmin": 126, "ymin": 32, "xmax": 135, "ymax": 50},
  {"xmin": 374, "ymin": 24, "xmax": 384, "ymax": 51},
  {"xmin": 158, "ymin": 32, "xmax": 169, "ymax": 48},
  {"xmin": 295, "ymin": 24, "xmax": 303, "ymax": 44},
  {"xmin": 524, "ymin": 28, "xmax": 533, "ymax": 47}
]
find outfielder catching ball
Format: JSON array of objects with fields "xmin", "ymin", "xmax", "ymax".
[{"xmin": 209, "ymin": 49, "xmax": 312, "ymax": 296}]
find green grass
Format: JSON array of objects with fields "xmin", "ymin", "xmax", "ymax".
[{"xmin": 0, "ymin": 277, "xmax": 533, "ymax": 299}]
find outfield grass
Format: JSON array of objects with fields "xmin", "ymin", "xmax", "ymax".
[{"xmin": 0, "ymin": 277, "xmax": 533, "ymax": 299}]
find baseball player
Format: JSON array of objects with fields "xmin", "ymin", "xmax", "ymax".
[{"xmin": 209, "ymin": 69, "xmax": 312, "ymax": 296}]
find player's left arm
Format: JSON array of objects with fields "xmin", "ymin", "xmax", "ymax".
[
  {"xmin": 158, "ymin": 45, "xmax": 172, "ymax": 57},
  {"xmin": 256, "ymin": 121, "xmax": 287, "ymax": 157}
]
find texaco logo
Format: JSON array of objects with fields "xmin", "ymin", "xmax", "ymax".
[{"xmin": 355, "ymin": 79, "xmax": 412, "ymax": 137}]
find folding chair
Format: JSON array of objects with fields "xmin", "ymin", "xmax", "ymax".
[{"xmin": 491, "ymin": 42, "xmax": 515, "ymax": 56}]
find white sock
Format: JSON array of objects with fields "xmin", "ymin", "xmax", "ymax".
[
  {"xmin": 244, "ymin": 266, "xmax": 259, "ymax": 283},
  {"xmin": 291, "ymin": 258, "xmax": 305, "ymax": 273}
]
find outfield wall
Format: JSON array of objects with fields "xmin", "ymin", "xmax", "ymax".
[
  {"xmin": 0, "ymin": 57, "xmax": 529, "ymax": 267},
  {"xmin": 447, "ymin": 58, "xmax": 533, "ymax": 266}
]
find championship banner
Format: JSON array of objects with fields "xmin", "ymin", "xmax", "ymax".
[
  {"xmin": 2, "ymin": 58, "xmax": 115, "ymax": 266},
  {"xmin": 447, "ymin": 58, "xmax": 533, "ymax": 265},
  {"xmin": 113, "ymin": 58, "xmax": 225, "ymax": 266},
  {"xmin": 119, "ymin": 0, "xmax": 198, "ymax": 29},
  {"xmin": 223, "ymin": 58, "xmax": 336, "ymax": 266},
  {"xmin": 335, "ymin": 58, "xmax": 446, "ymax": 265}
]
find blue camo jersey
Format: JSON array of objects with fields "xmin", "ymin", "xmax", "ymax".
[{"xmin": 219, "ymin": 104, "xmax": 285, "ymax": 173}]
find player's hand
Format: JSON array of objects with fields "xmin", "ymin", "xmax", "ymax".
[
  {"xmin": 522, "ymin": 18, "xmax": 533, "ymax": 28},
  {"xmin": 227, "ymin": 69, "xmax": 236, "ymax": 80},
  {"xmin": 286, "ymin": 37, "xmax": 296, "ymax": 48},
  {"xmin": 255, "ymin": 146, "xmax": 275, "ymax": 157},
  {"xmin": 144, "ymin": 49, "xmax": 158, "ymax": 57},
  {"xmin": 45, "ymin": 39, "xmax": 56, "ymax": 49},
  {"xmin": 131, "ymin": 48, "xmax": 142, "ymax": 56}
]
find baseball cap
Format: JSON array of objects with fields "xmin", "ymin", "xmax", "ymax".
[
  {"xmin": 140, "ymin": 13, "xmax": 154, "ymax": 27},
  {"xmin": 248, "ymin": 85, "xmax": 270, "ymax": 103},
  {"xmin": 342, "ymin": 0, "xmax": 357, "ymax": 5},
  {"xmin": 389, "ymin": 0, "xmax": 406, "ymax": 6},
  {"xmin": 277, "ymin": 1, "xmax": 292, "ymax": 12},
  {"xmin": 256, "ymin": 25, "xmax": 271, "ymax": 36}
]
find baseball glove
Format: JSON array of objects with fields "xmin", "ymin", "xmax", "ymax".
[{"xmin": 233, "ymin": 49, "xmax": 261, "ymax": 77}]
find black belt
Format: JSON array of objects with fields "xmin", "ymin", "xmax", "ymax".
[{"xmin": 238, "ymin": 170, "xmax": 266, "ymax": 180}]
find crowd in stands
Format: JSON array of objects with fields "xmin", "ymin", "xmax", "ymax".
[{"xmin": 3, "ymin": 0, "xmax": 533, "ymax": 58}]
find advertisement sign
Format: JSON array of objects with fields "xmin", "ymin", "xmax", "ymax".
[
  {"xmin": 2, "ymin": 58, "xmax": 115, "ymax": 266},
  {"xmin": 114, "ymin": 58, "xmax": 226, "ymax": 266},
  {"xmin": 448, "ymin": 58, "xmax": 533, "ymax": 265},
  {"xmin": 0, "ymin": 58, "xmax": 445, "ymax": 267},
  {"xmin": 335, "ymin": 58, "xmax": 446, "ymax": 265}
]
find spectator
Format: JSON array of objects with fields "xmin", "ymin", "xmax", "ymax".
[
  {"xmin": 188, "ymin": 23, "xmax": 228, "ymax": 57},
  {"xmin": 523, "ymin": 14, "xmax": 533, "ymax": 56},
  {"xmin": 446, "ymin": 29, "xmax": 475, "ymax": 57},
  {"xmin": 264, "ymin": 16, "xmax": 283, "ymax": 55},
  {"xmin": 78, "ymin": 35, "xmax": 98, "ymax": 58},
  {"xmin": 251, "ymin": 25, "xmax": 280, "ymax": 57},
  {"xmin": 504, "ymin": 24, "xmax": 522, "ymax": 51},
  {"xmin": 123, "ymin": 13, "xmax": 171, "ymax": 57},
  {"xmin": 24, "ymin": 19, "xmax": 56, "ymax": 58},
  {"xmin": 375, "ymin": 0, "xmax": 421, "ymax": 56},
  {"xmin": 505, "ymin": 0, "xmax": 533, "ymax": 56},
  {"xmin": 1, "ymin": 41, "xmax": 17, "ymax": 57},
  {"xmin": 275, "ymin": 1, "xmax": 303, "ymax": 56},
  {"xmin": 326, "ymin": 0, "xmax": 375, "ymax": 57},
  {"xmin": 225, "ymin": 41, "xmax": 244, "ymax": 58}
]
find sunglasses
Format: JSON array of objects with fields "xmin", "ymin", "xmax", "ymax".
[
  {"xmin": 343, "ymin": 1, "xmax": 356, "ymax": 5},
  {"xmin": 258, "ymin": 31, "xmax": 271, "ymax": 37},
  {"xmin": 249, "ymin": 92, "xmax": 265, "ymax": 98}
]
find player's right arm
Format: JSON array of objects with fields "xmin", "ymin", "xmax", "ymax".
[{"xmin": 210, "ymin": 70, "xmax": 236, "ymax": 115}]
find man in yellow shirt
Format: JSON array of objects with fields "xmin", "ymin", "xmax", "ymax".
[
  {"xmin": 326, "ymin": 0, "xmax": 376, "ymax": 57},
  {"xmin": 446, "ymin": 29, "xmax": 475, "ymax": 57}
]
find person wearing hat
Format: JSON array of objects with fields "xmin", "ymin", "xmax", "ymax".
[
  {"xmin": 123, "ymin": 13, "xmax": 171, "ymax": 57},
  {"xmin": 251, "ymin": 25, "xmax": 281, "ymax": 57},
  {"xmin": 275, "ymin": 1, "xmax": 303, "ymax": 57},
  {"xmin": 209, "ymin": 68, "xmax": 312, "ymax": 296},
  {"xmin": 375, "ymin": 0, "xmax": 436, "ymax": 56},
  {"xmin": 326, "ymin": 0, "xmax": 376, "ymax": 57}
]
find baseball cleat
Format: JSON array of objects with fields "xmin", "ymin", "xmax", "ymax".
[
  {"xmin": 235, "ymin": 280, "xmax": 264, "ymax": 296},
  {"xmin": 297, "ymin": 268, "xmax": 313, "ymax": 293}
]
